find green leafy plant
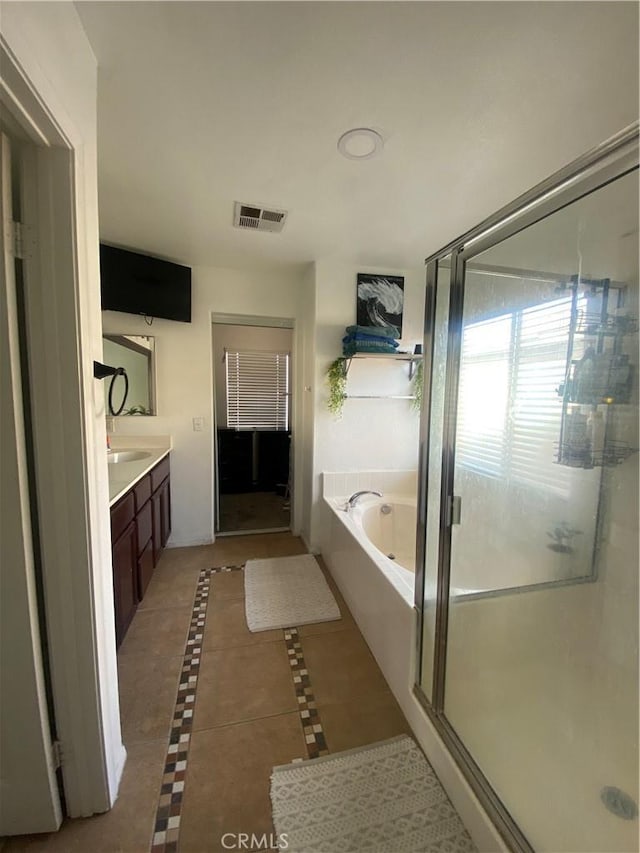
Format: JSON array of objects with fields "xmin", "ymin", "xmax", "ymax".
[
  {"xmin": 327, "ymin": 357, "xmax": 348, "ymax": 418},
  {"xmin": 411, "ymin": 358, "xmax": 424, "ymax": 413},
  {"xmin": 123, "ymin": 405, "xmax": 152, "ymax": 416}
]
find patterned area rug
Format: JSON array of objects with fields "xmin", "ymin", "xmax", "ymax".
[
  {"xmin": 245, "ymin": 554, "xmax": 341, "ymax": 632},
  {"xmin": 270, "ymin": 735, "xmax": 477, "ymax": 852}
]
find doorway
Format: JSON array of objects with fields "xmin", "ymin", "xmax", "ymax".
[
  {"xmin": 212, "ymin": 318, "xmax": 293, "ymax": 535},
  {"xmin": 1, "ymin": 128, "xmax": 65, "ymax": 833}
]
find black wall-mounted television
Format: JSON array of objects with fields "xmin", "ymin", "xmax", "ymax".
[{"xmin": 100, "ymin": 244, "xmax": 192, "ymax": 323}]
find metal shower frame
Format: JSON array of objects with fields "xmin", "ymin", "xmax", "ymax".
[{"xmin": 413, "ymin": 122, "xmax": 639, "ymax": 853}]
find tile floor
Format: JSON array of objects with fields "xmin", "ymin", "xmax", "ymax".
[{"xmin": 4, "ymin": 532, "xmax": 411, "ymax": 853}]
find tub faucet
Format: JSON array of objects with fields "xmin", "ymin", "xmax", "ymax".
[{"xmin": 345, "ymin": 490, "xmax": 382, "ymax": 511}]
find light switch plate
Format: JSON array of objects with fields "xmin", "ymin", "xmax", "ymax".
[{"xmin": 192, "ymin": 416, "xmax": 204, "ymax": 432}]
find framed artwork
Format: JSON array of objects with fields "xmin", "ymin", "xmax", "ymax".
[{"xmin": 356, "ymin": 274, "xmax": 404, "ymax": 335}]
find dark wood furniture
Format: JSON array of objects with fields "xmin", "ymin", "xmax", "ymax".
[
  {"xmin": 217, "ymin": 428, "xmax": 290, "ymax": 494},
  {"xmin": 110, "ymin": 453, "xmax": 171, "ymax": 647}
]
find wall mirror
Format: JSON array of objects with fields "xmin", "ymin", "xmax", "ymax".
[{"xmin": 102, "ymin": 334, "xmax": 156, "ymax": 415}]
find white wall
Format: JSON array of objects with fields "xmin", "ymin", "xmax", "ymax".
[
  {"xmin": 309, "ymin": 261, "xmax": 426, "ymax": 549},
  {"xmin": 103, "ymin": 264, "xmax": 308, "ymax": 546},
  {"xmin": 0, "ymin": 0, "xmax": 125, "ymax": 816}
]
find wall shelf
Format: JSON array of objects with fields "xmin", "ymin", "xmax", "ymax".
[
  {"xmin": 344, "ymin": 352, "xmax": 423, "ymax": 379},
  {"xmin": 333, "ymin": 351, "xmax": 423, "ymax": 402},
  {"xmin": 344, "ymin": 394, "xmax": 417, "ymax": 400}
]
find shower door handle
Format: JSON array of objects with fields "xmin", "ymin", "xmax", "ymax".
[{"xmin": 449, "ymin": 495, "xmax": 462, "ymax": 526}]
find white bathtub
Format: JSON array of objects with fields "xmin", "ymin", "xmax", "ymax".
[
  {"xmin": 328, "ymin": 495, "xmax": 417, "ymax": 604},
  {"xmin": 336, "ymin": 496, "xmax": 478, "ymax": 600},
  {"xmin": 356, "ymin": 498, "xmax": 418, "ymax": 572}
]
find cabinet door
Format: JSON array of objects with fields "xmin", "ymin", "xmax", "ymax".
[
  {"xmin": 257, "ymin": 430, "xmax": 290, "ymax": 489},
  {"xmin": 152, "ymin": 475, "xmax": 171, "ymax": 565},
  {"xmin": 137, "ymin": 537, "xmax": 155, "ymax": 602},
  {"xmin": 112, "ymin": 521, "xmax": 137, "ymax": 647},
  {"xmin": 217, "ymin": 429, "xmax": 252, "ymax": 493},
  {"xmin": 151, "ymin": 488, "xmax": 162, "ymax": 566},
  {"xmin": 136, "ymin": 499, "xmax": 153, "ymax": 555},
  {"xmin": 160, "ymin": 478, "xmax": 171, "ymax": 547}
]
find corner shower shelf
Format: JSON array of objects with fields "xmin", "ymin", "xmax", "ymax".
[
  {"xmin": 557, "ymin": 276, "xmax": 637, "ymax": 469},
  {"xmin": 556, "ymin": 439, "xmax": 637, "ymax": 469},
  {"xmin": 574, "ymin": 311, "xmax": 638, "ymax": 337}
]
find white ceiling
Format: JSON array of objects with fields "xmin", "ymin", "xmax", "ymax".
[{"xmin": 76, "ymin": 1, "xmax": 639, "ymax": 272}]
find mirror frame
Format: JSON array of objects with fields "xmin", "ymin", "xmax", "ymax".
[{"xmin": 103, "ymin": 333, "xmax": 156, "ymax": 416}]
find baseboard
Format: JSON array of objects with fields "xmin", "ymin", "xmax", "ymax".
[
  {"xmin": 300, "ymin": 531, "xmax": 320, "ymax": 555},
  {"xmin": 166, "ymin": 537, "xmax": 214, "ymax": 548}
]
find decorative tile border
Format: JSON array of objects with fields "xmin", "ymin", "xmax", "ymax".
[
  {"xmin": 149, "ymin": 564, "xmax": 330, "ymax": 852},
  {"xmin": 284, "ymin": 627, "xmax": 329, "ymax": 760},
  {"xmin": 150, "ymin": 565, "xmax": 243, "ymax": 853}
]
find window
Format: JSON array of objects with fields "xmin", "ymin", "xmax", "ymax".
[
  {"xmin": 457, "ymin": 295, "xmax": 583, "ymax": 495},
  {"xmin": 225, "ymin": 350, "xmax": 290, "ymax": 430},
  {"xmin": 457, "ymin": 313, "xmax": 512, "ymax": 478}
]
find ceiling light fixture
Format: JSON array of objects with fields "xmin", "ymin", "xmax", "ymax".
[{"xmin": 337, "ymin": 128, "xmax": 384, "ymax": 160}]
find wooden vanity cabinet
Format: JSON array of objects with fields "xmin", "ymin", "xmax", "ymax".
[
  {"xmin": 111, "ymin": 492, "xmax": 138, "ymax": 647},
  {"xmin": 151, "ymin": 457, "xmax": 171, "ymax": 563},
  {"xmin": 111, "ymin": 454, "xmax": 171, "ymax": 646},
  {"xmin": 112, "ymin": 521, "xmax": 137, "ymax": 647},
  {"xmin": 136, "ymin": 493, "xmax": 154, "ymax": 600},
  {"xmin": 152, "ymin": 478, "xmax": 171, "ymax": 563}
]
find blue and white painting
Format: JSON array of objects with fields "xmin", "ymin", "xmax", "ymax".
[{"xmin": 356, "ymin": 274, "xmax": 404, "ymax": 335}]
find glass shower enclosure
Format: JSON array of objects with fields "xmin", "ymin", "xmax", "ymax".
[{"xmin": 415, "ymin": 125, "xmax": 639, "ymax": 852}]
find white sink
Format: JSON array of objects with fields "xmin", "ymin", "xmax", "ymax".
[{"xmin": 107, "ymin": 450, "xmax": 152, "ymax": 464}]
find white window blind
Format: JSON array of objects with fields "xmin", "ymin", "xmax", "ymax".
[
  {"xmin": 457, "ymin": 295, "xmax": 584, "ymax": 496},
  {"xmin": 225, "ymin": 350, "xmax": 290, "ymax": 430}
]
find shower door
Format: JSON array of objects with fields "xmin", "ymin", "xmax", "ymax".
[{"xmin": 416, "ymin": 132, "xmax": 639, "ymax": 852}]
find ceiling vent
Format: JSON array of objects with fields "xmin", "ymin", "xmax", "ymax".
[{"xmin": 233, "ymin": 202, "xmax": 288, "ymax": 234}]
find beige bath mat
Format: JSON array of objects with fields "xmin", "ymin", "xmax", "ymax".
[
  {"xmin": 270, "ymin": 734, "xmax": 477, "ymax": 852},
  {"xmin": 244, "ymin": 554, "xmax": 340, "ymax": 632}
]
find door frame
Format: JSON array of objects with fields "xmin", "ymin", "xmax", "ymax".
[
  {"xmin": 210, "ymin": 313, "xmax": 296, "ymax": 537},
  {"xmin": 1, "ymin": 130, "xmax": 63, "ymax": 834},
  {"xmin": 0, "ymin": 36, "xmax": 125, "ymax": 819}
]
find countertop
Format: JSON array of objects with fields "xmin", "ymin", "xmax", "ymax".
[{"xmin": 108, "ymin": 434, "xmax": 172, "ymax": 507}]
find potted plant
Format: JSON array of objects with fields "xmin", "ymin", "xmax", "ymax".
[
  {"xmin": 123, "ymin": 404, "xmax": 152, "ymax": 416},
  {"xmin": 327, "ymin": 357, "xmax": 348, "ymax": 418},
  {"xmin": 411, "ymin": 358, "xmax": 423, "ymax": 413}
]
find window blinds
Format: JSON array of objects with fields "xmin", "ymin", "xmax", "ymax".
[
  {"xmin": 457, "ymin": 295, "xmax": 582, "ymax": 496},
  {"xmin": 510, "ymin": 297, "xmax": 581, "ymax": 493},
  {"xmin": 225, "ymin": 350, "xmax": 290, "ymax": 430},
  {"xmin": 456, "ymin": 314, "xmax": 512, "ymax": 477}
]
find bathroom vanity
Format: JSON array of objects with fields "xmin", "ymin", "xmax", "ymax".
[{"xmin": 108, "ymin": 441, "xmax": 171, "ymax": 646}]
